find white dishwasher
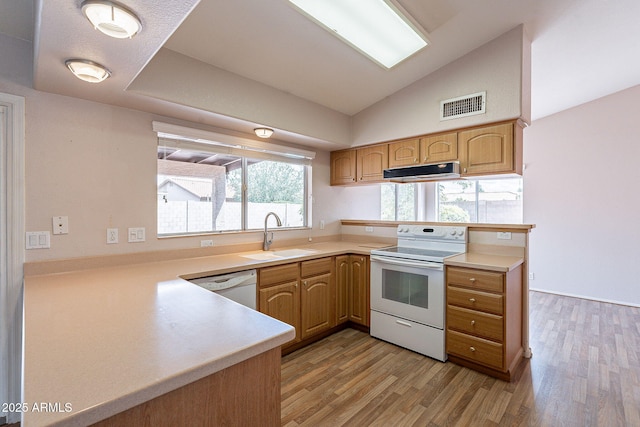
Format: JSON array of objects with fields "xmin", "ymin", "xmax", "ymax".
[{"xmin": 189, "ymin": 269, "xmax": 257, "ymax": 310}]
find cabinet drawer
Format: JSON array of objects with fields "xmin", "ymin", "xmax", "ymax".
[
  {"xmin": 447, "ymin": 305, "xmax": 503, "ymax": 342},
  {"xmin": 447, "ymin": 286, "xmax": 504, "ymax": 315},
  {"xmin": 301, "ymin": 258, "xmax": 332, "ymax": 278},
  {"xmin": 447, "ymin": 330, "xmax": 503, "ymax": 370},
  {"xmin": 259, "ymin": 263, "xmax": 298, "ymax": 287},
  {"xmin": 447, "ymin": 267, "xmax": 504, "ymax": 293}
]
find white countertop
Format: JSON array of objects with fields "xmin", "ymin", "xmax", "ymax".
[{"xmin": 22, "ymin": 241, "xmax": 384, "ymax": 426}]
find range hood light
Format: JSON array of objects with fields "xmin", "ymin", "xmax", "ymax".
[{"xmin": 384, "ymin": 161, "xmax": 461, "ymax": 182}]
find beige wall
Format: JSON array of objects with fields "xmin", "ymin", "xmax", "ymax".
[
  {"xmin": 351, "ymin": 25, "xmax": 531, "ymax": 146},
  {"xmin": 524, "ymin": 84, "xmax": 640, "ymax": 306}
]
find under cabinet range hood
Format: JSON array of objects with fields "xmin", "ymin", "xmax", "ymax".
[{"xmin": 384, "ymin": 161, "xmax": 461, "ymax": 182}]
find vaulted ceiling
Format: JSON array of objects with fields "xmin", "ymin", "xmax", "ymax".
[{"xmin": 2, "ymin": 0, "xmax": 640, "ymax": 149}]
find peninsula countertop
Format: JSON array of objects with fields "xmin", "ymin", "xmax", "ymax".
[{"xmin": 21, "ymin": 240, "xmax": 387, "ymax": 426}]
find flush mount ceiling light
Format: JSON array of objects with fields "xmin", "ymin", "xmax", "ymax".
[
  {"xmin": 81, "ymin": 0, "xmax": 142, "ymax": 39},
  {"xmin": 65, "ymin": 59, "xmax": 112, "ymax": 83},
  {"xmin": 254, "ymin": 128, "xmax": 274, "ymax": 138},
  {"xmin": 289, "ymin": 0, "xmax": 429, "ymax": 69}
]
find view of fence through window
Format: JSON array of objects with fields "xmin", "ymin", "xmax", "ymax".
[
  {"xmin": 438, "ymin": 178, "xmax": 523, "ymax": 223},
  {"xmin": 158, "ymin": 152, "xmax": 305, "ymax": 235}
]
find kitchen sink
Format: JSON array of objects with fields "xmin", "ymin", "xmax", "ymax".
[{"xmin": 241, "ymin": 248, "xmax": 318, "ymax": 260}]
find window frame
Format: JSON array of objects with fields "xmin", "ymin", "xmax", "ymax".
[{"xmin": 154, "ymin": 122, "xmax": 314, "ymax": 237}]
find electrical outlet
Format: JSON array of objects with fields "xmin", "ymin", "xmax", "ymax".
[
  {"xmin": 107, "ymin": 228, "xmax": 118, "ymax": 244},
  {"xmin": 128, "ymin": 227, "xmax": 145, "ymax": 243},
  {"xmin": 497, "ymin": 232, "xmax": 512, "ymax": 240},
  {"xmin": 365, "ymin": 226, "xmax": 374, "ymax": 233},
  {"xmin": 200, "ymin": 239, "xmax": 214, "ymax": 247},
  {"xmin": 319, "ymin": 220, "xmax": 325, "ymax": 230}
]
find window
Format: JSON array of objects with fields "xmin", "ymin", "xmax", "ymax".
[
  {"xmin": 437, "ymin": 178, "xmax": 523, "ymax": 223},
  {"xmin": 154, "ymin": 122, "xmax": 314, "ymax": 236},
  {"xmin": 381, "ymin": 183, "xmax": 416, "ymax": 221}
]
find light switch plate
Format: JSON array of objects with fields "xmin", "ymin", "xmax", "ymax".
[
  {"xmin": 128, "ymin": 227, "xmax": 145, "ymax": 243},
  {"xmin": 26, "ymin": 231, "xmax": 50, "ymax": 249}
]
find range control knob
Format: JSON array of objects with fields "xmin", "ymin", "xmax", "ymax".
[
  {"xmin": 450, "ymin": 229, "xmax": 457, "ymax": 236},
  {"xmin": 457, "ymin": 230, "xmax": 465, "ymax": 236}
]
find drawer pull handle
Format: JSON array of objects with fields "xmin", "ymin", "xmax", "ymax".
[
  {"xmin": 470, "ymin": 346, "xmax": 476, "ymax": 352},
  {"xmin": 396, "ymin": 320, "xmax": 412, "ymax": 327},
  {"xmin": 471, "ymin": 320, "xmax": 476, "ymax": 325},
  {"xmin": 469, "ymin": 278, "xmax": 477, "ymax": 282},
  {"xmin": 469, "ymin": 298, "xmax": 476, "ymax": 303}
]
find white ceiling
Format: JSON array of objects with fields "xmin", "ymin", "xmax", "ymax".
[{"xmin": 2, "ymin": 0, "xmax": 640, "ymax": 148}]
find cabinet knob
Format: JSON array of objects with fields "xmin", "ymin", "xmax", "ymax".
[
  {"xmin": 471, "ymin": 320, "xmax": 476, "ymax": 325},
  {"xmin": 414, "ymin": 158, "xmax": 418, "ymax": 163},
  {"xmin": 303, "ymin": 280, "xmax": 307, "ymax": 287},
  {"xmin": 469, "ymin": 298, "xmax": 476, "ymax": 303},
  {"xmin": 469, "ymin": 278, "xmax": 476, "ymax": 282},
  {"xmin": 470, "ymin": 346, "xmax": 476, "ymax": 352}
]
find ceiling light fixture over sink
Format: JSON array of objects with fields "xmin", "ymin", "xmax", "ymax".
[
  {"xmin": 288, "ymin": 0, "xmax": 429, "ymax": 69},
  {"xmin": 81, "ymin": 0, "xmax": 142, "ymax": 39},
  {"xmin": 254, "ymin": 128, "xmax": 274, "ymax": 138},
  {"xmin": 65, "ymin": 59, "xmax": 111, "ymax": 83}
]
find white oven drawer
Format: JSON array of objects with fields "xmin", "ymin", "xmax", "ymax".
[{"xmin": 370, "ymin": 310, "xmax": 446, "ymax": 362}]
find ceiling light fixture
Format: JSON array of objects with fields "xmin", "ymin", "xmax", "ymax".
[
  {"xmin": 65, "ymin": 59, "xmax": 112, "ymax": 83},
  {"xmin": 254, "ymin": 128, "xmax": 274, "ymax": 138},
  {"xmin": 81, "ymin": 0, "xmax": 142, "ymax": 39},
  {"xmin": 288, "ymin": 0, "xmax": 429, "ymax": 69}
]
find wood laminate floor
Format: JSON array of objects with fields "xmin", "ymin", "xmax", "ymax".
[{"xmin": 281, "ymin": 291, "xmax": 640, "ymax": 426}]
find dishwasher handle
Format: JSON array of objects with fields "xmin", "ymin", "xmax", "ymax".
[{"xmin": 190, "ymin": 270, "xmax": 256, "ymax": 292}]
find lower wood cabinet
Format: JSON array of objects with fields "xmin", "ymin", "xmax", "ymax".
[
  {"xmin": 300, "ymin": 258, "xmax": 335, "ymax": 339},
  {"xmin": 446, "ymin": 264, "xmax": 523, "ymax": 381},
  {"xmin": 258, "ymin": 255, "xmax": 369, "ymax": 353},
  {"xmin": 258, "ymin": 263, "xmax": 301, "ymax": 348},
  {"xmin": 335, "ymin": 255, "xmax": 369, "ymax": 327}
]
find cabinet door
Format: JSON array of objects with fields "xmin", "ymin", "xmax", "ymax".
[
  {"xmin": 459, "ymin": 123, "xmax": 514, "ymax": 175},
  {"xmin": 335, "ymin": 256, "xmax": 350, "ymax": 324},
  {"xmin": 330, "ymin": 149, "xmax": 356, "ymax": 185},
  {"xmin": 388, "ymin": 139, "xmax": 420, "ymax": 168},
  {"xmin": 419, "ymin": 132, "xmax": 458, "ymax": 164},
  {"xmin": 349, "ymin": 255, "xmax": 369, "ymax": 326},
  {"xmin": 301, "ymin": 273, "xmax": 334, "ymax": 339},
  {"xmin": 356, "ymin": 145, "xmax": 388, "ymax": 182},
  {"xmin": 259, "ymin": 281, "xmax": 300, "ymax": 345}
]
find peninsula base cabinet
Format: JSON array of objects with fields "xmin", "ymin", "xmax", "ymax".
[
  {"xmin": 446, "ymin": 264, "xmax": 524, "ymax": 381},
  {"xmin": 91, "ymin": 348, "xmax": 282, "ymax": 427}
]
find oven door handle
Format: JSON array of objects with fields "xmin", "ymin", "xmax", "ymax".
[{"xmin": 370, "ymin": 255, "xmax": 444, "ymax": 271}]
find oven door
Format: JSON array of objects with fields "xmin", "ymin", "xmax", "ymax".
[{"xmin": 370, "ymin": 255, "xmax": 444, "ymax": 329}]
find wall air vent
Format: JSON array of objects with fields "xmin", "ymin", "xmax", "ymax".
[{"xmin": 440, "ymin": 91, "xmax": 486, "ymax": 121}]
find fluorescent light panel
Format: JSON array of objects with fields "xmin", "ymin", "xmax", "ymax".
[{"xmin": 289, "ymin": 0, "xmax": 428, "ymax": 69}]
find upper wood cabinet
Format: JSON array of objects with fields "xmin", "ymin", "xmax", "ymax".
[
  {"xmin": 330, "ymin": 149, "xmax": 356, "ymax": 185},
  {"xmin": 329, "ymin": 120, "xmax": 524, "ymax": 185},
  {"xmin": 388, "ymin": 138, "xmax": 420, "ymax": 168},
  {"xmin": 420, "ymin": 132, "xmax": 458, "ymax": 164},
  {"xmin": 356, "ymin": 145, "xmax": 388, "ymax": 182},
  {"xmin": 459, "ymin": 122, "xmax": 522, "ymax": 176}
]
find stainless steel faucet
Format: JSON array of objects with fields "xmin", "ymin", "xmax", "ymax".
[{"xmin": 263, "ymin": 212, "xmax": 283, "ymax": 251}]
